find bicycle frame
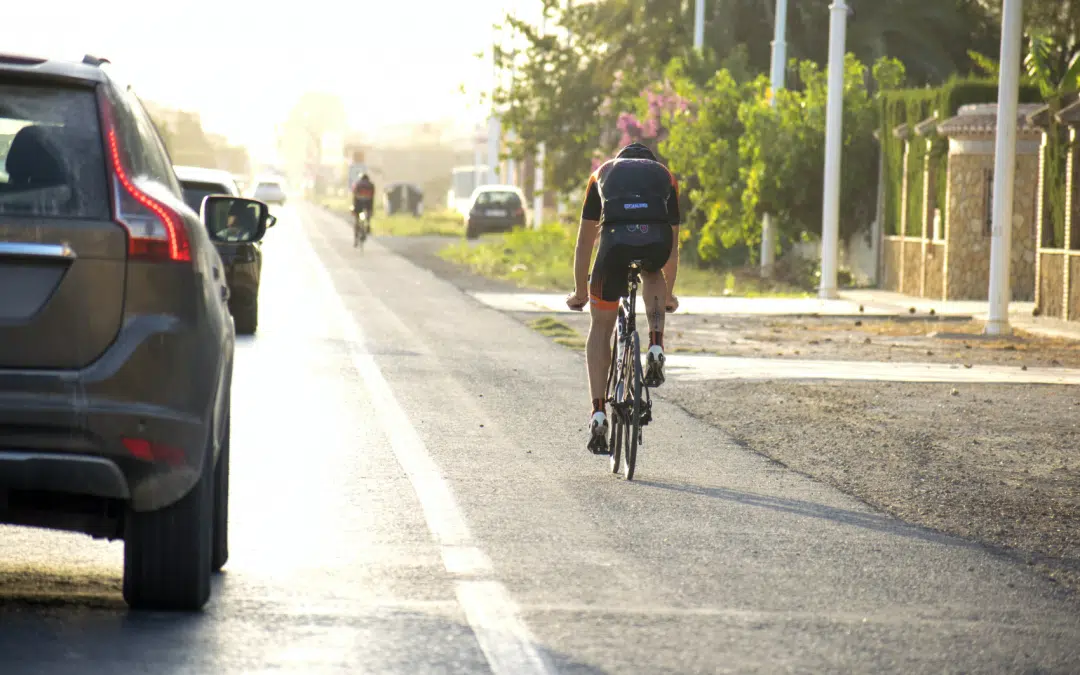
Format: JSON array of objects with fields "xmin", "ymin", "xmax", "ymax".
[{"xmin": 608, "ymin": 261, "xmax": 652, "ymax": 427}]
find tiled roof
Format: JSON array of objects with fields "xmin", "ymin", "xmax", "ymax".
[
  {"xmin": 1058, "ymin": 99, "xmax": 1080, "ymax": 125},
  {"xmin": 914, "ymin": 115, "xmax": 939, "ymax": 136},
  {"xmin": 938, "ymin": 103, "xmax": 1044, "ymax": 136}
]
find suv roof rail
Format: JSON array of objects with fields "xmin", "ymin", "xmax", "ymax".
[
  {"xmin": 83, "ymin": 54, "xmax": 110, "ymax": 67},
  {"xmin": 0, "ymin": 53, "xmax": 47, "ymax": 66}
]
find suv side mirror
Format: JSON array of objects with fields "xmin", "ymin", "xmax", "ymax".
[{"xmin": 202, "ymin": 196, "xmax": 271, "ymax": 243}]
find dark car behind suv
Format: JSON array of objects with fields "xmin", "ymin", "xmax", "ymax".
[
  {"xmin": 176, "ymin": 165, "xmax": 270, "ymax": 335},
  {"xmin": 465, "ymin": 185, "xmax": 528, "ymax": 239},
  {"xmin": 0, "ymin": 53, "xmax": 269, "ymax": 610}
]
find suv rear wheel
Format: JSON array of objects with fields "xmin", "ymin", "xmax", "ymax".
[
  {"xmin": 234, "ymin": 300, "xmax": 258, "ymax": 335},
  {"xmin": 211, "ymin": 407, "xmax": 231, "ymax": 573},
  {"xmin": 122, "ymin": 435, "xmax": 214, "ymax": 611}
]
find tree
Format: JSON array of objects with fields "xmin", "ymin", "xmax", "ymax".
[
  {"xmin": 278, "ymin": 92, "xmax": 347, "ymax": 185},
  {"xmin": 979, "ymin": 0, "xmax": 1080, "ymax": 82},
  {"xmin": 493, "ymin": 0, "xmax": 999, "ymax": 200},
  {"xmin": 146, "ymin": 105, "xmax": 250, "ymax": 174},
  {"xmin": 660, "ymin": 55, "xmax": 901, "ymax": 264}
]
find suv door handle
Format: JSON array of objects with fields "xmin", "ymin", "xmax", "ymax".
[
  {"xmin": 220, "ymin": 285, "xmax": 229, "ymax": 301},
  {"xmin": 212, "ymin": 266, "xmax": 221, "ymax": 281}
]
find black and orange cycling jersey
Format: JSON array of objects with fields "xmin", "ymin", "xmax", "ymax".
[
  {"xmin": 581, "ymin": 157, "xmax": 681, "ymax": 227},
  {"xmin": 581, "ymin": 156, "xmax": 682, "ymax": 310},
  {"xmin": 352, "ymin": 178, "xmax": 375, "ymax": 202}
]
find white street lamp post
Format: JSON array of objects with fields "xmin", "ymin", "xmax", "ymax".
[
  {"xmin": 985, "ymin": 0, "xmax": 1024, "ymax": 335},
  {"xmin": 818, "ymin": 0, "xmax": 851, "ymax": 300},
  {"xmin": 533, "ymin": 143, "xmax": 545, "ymax": 227},
  {"xmin": 761, "ymin": 0, "xmax": 788, "ymax": 277},
  {"xmin": 533, "ymin": 7, "xmax": 548, "ymax": 228},
  {"xmin": 486, "ymin": 114, "xmax": 500, "ymax": 185},
  {"xmin": 694, "ymin": 0, "xmax": 705, "ymax": 51}
]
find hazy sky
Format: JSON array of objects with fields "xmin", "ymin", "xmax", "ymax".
[{"xmin": 6, "ymin": 1, "xmax": 542, "ymax": 161}]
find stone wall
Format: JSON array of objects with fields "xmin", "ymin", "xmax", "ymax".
[
  {"xmin": 1039, "ymin": 252, "xmax": 1065, "ymax": 318},
  {"xmin": 1012, "ymin": 154, "xmax": 1039, "ymax": 301},
  {"xmin": 945, "ymin": 152, "xmax": 1039, "ymax": 300},
  {"xmin": 1070, "ymin": 256, "xmax": 1080, "ymax": 320},
  {"xmin": 883, "ymin": 237, "xmax": 903, "ymax": 291},
  {"xmin": 925, "ymin": 242, "xmax": 945, "ymax": 298},
  {"xmin": 901, "ymin": 239, "xmax": 923, "ymax": 293}
]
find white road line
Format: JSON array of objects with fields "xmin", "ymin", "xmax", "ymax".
[{"xmin": 291, "ymin": 214, "xmax": 553, "ymax": 675}]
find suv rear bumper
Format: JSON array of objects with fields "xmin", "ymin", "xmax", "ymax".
[
  {"xmin": 0, "ymin": 452, "xmax": 129, "ymax": 499},
  {"xmin": 0, "ymin": 315, "xmax": 220, "ymax": 514}
]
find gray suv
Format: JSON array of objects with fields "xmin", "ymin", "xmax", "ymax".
[{"xmin": 0, "ymin": 53, "xmax": 271, "ymax": 610}]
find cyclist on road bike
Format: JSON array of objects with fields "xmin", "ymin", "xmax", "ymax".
[
  {"xmin": 565, "ymin": 142, "xmax": 681, "ymax": 452},
  {"xmin": 352, "ymin": 173, "xmax": 376, "ymax": 230}
]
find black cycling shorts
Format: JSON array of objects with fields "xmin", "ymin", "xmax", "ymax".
[
  {"xmin": 588, "ymin": 223, "xmax": 673, "ymax": 310},
  {"xmin": 353, "ymin": 197, "xmax": 373, "ymax": 213}
]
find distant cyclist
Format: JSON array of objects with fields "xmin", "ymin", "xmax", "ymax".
[
  {"xmin": 565, "ymin": 142, "xmax": 681, "ymax": 452},
  {"xmin": 351, "ymin": 173, "xmax": 375, "ymax": 231}
]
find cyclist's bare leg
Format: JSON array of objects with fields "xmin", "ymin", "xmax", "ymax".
[
  {"xmin": 585, "ymin": 304, "xmax": 617, "ymax": 453},
  {"xmin": 642, "ymin": 270, "xmax": 666, "ymax": 344},
  {"xmin": 642, "ymin": 269, "xmax": 667, "ymax": 386},
  {"xmin": 586, "ymin": 305, "xmax": 618, "ymax": 408}
]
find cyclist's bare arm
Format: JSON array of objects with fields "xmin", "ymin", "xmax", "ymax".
[
  {"xmin": 568, "ymin": 171, "xmax": 604, "ymax": 311},
  {"xmin": 663, "ymin": 226, "xmax": 679, "ymax": 301},
  {"xmin": 572, "ymin": 218, "xmax": 601, "ymax": 298}
]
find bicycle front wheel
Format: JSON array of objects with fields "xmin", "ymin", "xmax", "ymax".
[
  {"xmin": 624, "ymin": 332, "xmax": 642, "ymax": 481},
  {"xmin": 607, "ymin": 334, "xmax": 622, "ymax": 474}
]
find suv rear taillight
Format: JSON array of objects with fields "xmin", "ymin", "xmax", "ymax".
[{"xmin": 98, "ymin": 94, "xmax": 190, "ymax": 262}]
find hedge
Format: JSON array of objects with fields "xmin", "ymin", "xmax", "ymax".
[{"xmin": 879, "ymin": 78, "xmax": 1043, "ymax": 238}]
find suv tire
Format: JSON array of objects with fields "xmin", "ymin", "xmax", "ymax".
[
  {"xmin": 212, "ymin": 407, "xmax": 230, "ymax": 573},
  {"xmin": 234, "ymin": 301, "xmax": 258, "ymax": 335},
  {"xmin": 122, "ymin": 435, "xmax": 214, "ymax": 611}
]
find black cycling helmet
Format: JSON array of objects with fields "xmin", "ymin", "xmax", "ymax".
[{"xmin": 616, "ymin": 142, "xmax": 657, "ymax": 161}]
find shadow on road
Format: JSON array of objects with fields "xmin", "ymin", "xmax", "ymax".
[
  {"xmin": 632, "ymin": 480, "xmax": 975, "ymax": 548},
  {"xmin": 0, "ymin": 569, "xmax": 615, "ymax": 674}
]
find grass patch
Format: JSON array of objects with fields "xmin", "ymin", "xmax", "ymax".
[
  {"xmin": 317, "ymin": 194, "xmax": 464, "ymax": 237},
  {"xmin": 528, "ymin": 316, "xmax": 586, "ymax": 351},
  {"xmin": 439, "ymin": 223, "xmax": 811, "ymax": 297},
  {"xmin": 373, "ymin": 211, "xmax": 463, "ymax": 237}
]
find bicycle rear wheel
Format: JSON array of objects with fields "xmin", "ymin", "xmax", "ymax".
[{"xmin": 624, "ymin": 332, "xmax": 642, "ymax": 481}]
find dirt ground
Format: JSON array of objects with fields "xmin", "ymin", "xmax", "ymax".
[
  {"xmin": 548, "ymin": 311, "xmax": 1080, "ymax": 369},
  {"xmin": 384, "ymin": 233, "xmax": 1080, "ymax": 593}
]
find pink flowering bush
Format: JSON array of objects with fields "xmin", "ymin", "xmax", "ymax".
[{"xmin": 609, "ymin": 83, "xmax": 690, "ymax": 157}]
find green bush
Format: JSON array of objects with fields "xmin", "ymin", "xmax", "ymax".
[{"xmin": 662, "ymin": 54, "xmax": 895, "ymax": 264}]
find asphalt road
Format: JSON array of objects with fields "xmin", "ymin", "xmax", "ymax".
[{"xmin": 1, "ymin": 203, "xmax": 1078, "ymax": 674}]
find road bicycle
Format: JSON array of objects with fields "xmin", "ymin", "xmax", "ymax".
[
  {"xmin": 604, "ymin": 260, "xmax": 654, "ymax": 481},
  {"xmin": 353, "ymin": 208, "xmax": 370, "ymax": 249}
]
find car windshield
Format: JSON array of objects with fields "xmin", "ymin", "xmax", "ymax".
[
  {"xmin": 475, "ymin": 191, "xmax": 520, "ymax": 207},
  {"xmin": 0, "ymin": 83, "xmax": 109, "ymax": 219},
  {"xmin": 180, "ymin": 180, "xmax": 232, "ymax": 214}
]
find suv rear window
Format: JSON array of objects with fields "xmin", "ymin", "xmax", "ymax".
[
  {"xmin": 180, "ymin": 180, "xmax": 232, "ymax": 214},
  {"xmin": 0, "ymin": 84, "xmax": 109, "ymax": 219}
]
